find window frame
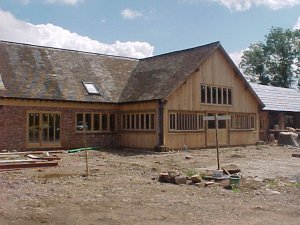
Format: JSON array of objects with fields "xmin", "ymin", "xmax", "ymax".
[
  {"xmin": 169, "ymin": 111, "xmax": 204, "ymax": 132},
  {"xmin": 200, "ymin": 84, "xmax": 232, "ymax": 106},
  {"xmin": 230, "ymin": 113, "xmax": 256, "ymax": 130},
  {"xmin": 121, "ymin": 112, "xmax": 156, "ymax": 131},
  {"xmin": 76, "ymin": 112, "xmax": 116, "ymax": 133}
]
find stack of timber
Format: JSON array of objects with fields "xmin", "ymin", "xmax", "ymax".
[{"xmin": 0, "ymin": 151, "xmax": 63, "ymax": 171}]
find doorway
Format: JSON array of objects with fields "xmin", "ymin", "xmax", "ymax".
[
  {"xmin": 206, "ymin": 113, "xmax": 229, "ymax": 147},
  {"xmin": 27, "ymin": 112, "xmax": 61, "ymax": 148}
]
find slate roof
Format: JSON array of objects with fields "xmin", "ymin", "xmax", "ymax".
[
  {"xmin": 0, "ymin": 40, "xmax": 261, "ymax": 105},
  {"xmin": 119, "ymin": 42, "xmax": 220, "ymax": 102},
  {"xmin": 0, "ymin": 41, "xmax": 138, "ymax": 103},
  {"xmin": 250, "ymin": 83, "xmax": 300, "ymax": 112}
]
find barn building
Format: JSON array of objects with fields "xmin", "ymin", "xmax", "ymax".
[{"xmin": 0, "ymin": 40, "xmax": 263, "ymax": 151}]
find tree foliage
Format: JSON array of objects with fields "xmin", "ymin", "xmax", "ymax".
[{"xmin": 240, "ymin": 27, "xmax": 300, "ymax": 88}]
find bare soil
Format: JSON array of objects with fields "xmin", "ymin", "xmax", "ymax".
[{"xmin": 0, "ymin": 145, "xmax": 299, "ymax": 225}]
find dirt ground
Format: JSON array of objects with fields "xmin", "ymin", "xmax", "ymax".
[{"xmin": 0, "ymin": 144, "xmax": 299, "ymax": 225}]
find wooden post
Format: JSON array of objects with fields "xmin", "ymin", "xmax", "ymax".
[
  {"xmin": 203, "ymin": 114, "xmax": 230, "ymax": 170},
  {"xmin": 215, "ymin": 115, "xmax": 220, "ymax": 170}
]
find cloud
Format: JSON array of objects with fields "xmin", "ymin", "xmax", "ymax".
[
  {"xmin": 0, "ymin": 10, "xmax": 154, "ymax": 58},
  {"xmin": 293, "ymin": 16, "xmax": 300, "ymax": 29},
  {"xmin": 121, "ymin": 8, "xmax": 143, "ymax": 20},
  {"xmin": 229, "ymin": 50, "xmax": 243, "ymax": 67},
  {"xmin": 181, "ymin": 0, "xmax": 300, "ymax": 11},
  {"xmin": 45, "ymin": 0, "xmax": 85, "ymax": 5}
]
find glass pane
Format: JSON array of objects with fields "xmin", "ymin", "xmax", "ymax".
[
  {"xmin": 208, "ymin": 113, "xmax": 216, "ymax": 129},
  {"xmin": 42, "ymin": 114, "xmax": 49, "ymax": 142},
  {"xmin": 201, "ymin": 85, "xmax": 206, "ymax": 103},
  {"xmin": 76, "ymin": 114, "xmax": 83, "ymax": 131},
  {"xmin": 136, "ymin": 114, "xmax": 140, "ymax": 129},
  {"xmin": 228, "ymin": 89, "xmax": 232, "ymax": 105},
  {"xmin": 94, "ymin": 114, "xmax": 100, "ymax": 131},
  {"xmin": 207, "ymin": 86, "xmax": 211, "ymax": 103},
  {"xmin": 218, "ymin": 114, "xmax": 226, "ymax": 129},
  {"xmin": 212, "ymin": 87, "xmax": 217, "ymax": 104},
  {"xmin": 29, "ymin": 113, "xmax": 39, "ymax": 143},
  {"xmin": 83, "ymin": 82, "xmax": 99, "ymax": 94},
  {"xmin": 218, "ymin": 88, "xmax": 222, "ymax": 104},
  {"xmin": 223, "ymin": 88, "xmax": 227, "ymax": 104},
  {"xmin": 85, "ymin": 114, "xmax": 92, "ymax": 131},
  {"xmin": 131, "ymin": 114, "xmax": 135, "ymax": 129},
  {"xmin": 55, "ymin": 114, "xmax": 60, "ymax": 141},
  {"xmin": 141, "ymin": 114, "xmax": 145, "ymax": 129},
  {"xmin": 49, "ymin": 114, "xmax": 54, "ymax": 142},
  {"xmin": 110, "ymin": 114, "xmax": 115, "ymax": 131},
  {"xmin": 151, "ymin": 114, "xmax": 155, "ymax": 130},
  {"xmin": 102, "ymin": 114, "xmax": 108, "ymax": 130},
  {"xmin": 145, "ymin": 114, "xmax": 150, "ymax": 129},
  {"xmin": 122, "ymin": 114, "xmax": 126, "ymax": 130}
]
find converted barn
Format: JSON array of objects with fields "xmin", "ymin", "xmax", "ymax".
[{"xmin": 0, "ymin": 40, "xmax": 262, "ymax": 151}]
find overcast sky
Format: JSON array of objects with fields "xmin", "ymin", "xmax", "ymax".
[{"xmin": 0, "ymin": 0, "xmax": 300, "ymax": 65}]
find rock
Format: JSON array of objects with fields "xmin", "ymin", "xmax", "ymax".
[
  {"xmin": 158, "ymin": 172, "xmax": 171, "ymax": 183},
  {"xmin": 185, "ymin": 155, "xmax": 192, "ymax": 160},
  {"xmin": 191, "ymin": 174, "xmax": 202, "ymax": 183},
  {"xmin": 204, "ymin": 181, "xmax": 216, "ymax": 187},
  {"xmin": 168, "ymin": 170, "xmax": 181, "ymax": 184},
  {"xmin": 174, "ymin": 175, "xmax": 187, "ymax": 185}
]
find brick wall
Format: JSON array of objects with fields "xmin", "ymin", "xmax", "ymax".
[{"xmin": 0, "ymin": 105, "xmax": 118, "ymax": 151}]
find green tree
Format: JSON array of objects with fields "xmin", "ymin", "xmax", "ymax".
[{"xmin": 240, "ymin": 27, "xmax": 300, "ymax": 88}]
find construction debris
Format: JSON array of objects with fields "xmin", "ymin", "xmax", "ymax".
[
  {"xmin": 278, "ymin": 132, "xmax": 300, "ymax": 147},
  {"xmin": 0, "ymin": 151, "xmax": 62, "ymax": 171}
]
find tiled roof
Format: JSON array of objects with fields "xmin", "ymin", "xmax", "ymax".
[{"xmin": 250, "ymin": 83, "xmax": 300, "ymax": 112}]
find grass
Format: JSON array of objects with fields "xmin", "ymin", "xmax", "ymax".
[
  {"xmin": 184, "ymin": 168, "xmax": 198, "ymax": 177},
  {"xmin": 265, "ymin": 178, "xmax": 278, "ymax": 189}
]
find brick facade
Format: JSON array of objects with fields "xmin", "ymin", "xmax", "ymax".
[{"xmin": 0, "ymin": 105, "xmax": 117, "ymax": 151}]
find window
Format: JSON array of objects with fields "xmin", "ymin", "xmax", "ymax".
[
  {"xmin": 76, "ymin": 112, "xmax": 115, "ymax": 132},
  {"xmin": 121, "ymin": 112, "xmax": 155, "ymax": 131},
  {"xmin": 207, "ymin": 113, "xmax": 227, "ymax": 129},
  {"xmin": 169, "ymin": 112, "xmax": 204, "ymax": 131},
  {"xmin": 82, "ymin": 82, "xmax": 100, "ymax": 95},
  {"xmin": 200, "ymin": 84, "xmax": 232, "ymax": 105},
  {"xmin": 230, "ymin": 114, "xmax": 255, "ymax": 130}
]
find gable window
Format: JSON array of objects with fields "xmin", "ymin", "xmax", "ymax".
[
  {"xmin": 76, "ymin": 112, "xmax": 115, "ymax": 132},
  {"xmin": 169, "ymin": 112, "xmax": 204, "ymax": 131},
  {"xmin": 200, "ymin": 84, "xmax": 232, "ymax": 105},
  {"xmin": 82, "ymin": 82, "xmax": 100, "ymax": 95}
]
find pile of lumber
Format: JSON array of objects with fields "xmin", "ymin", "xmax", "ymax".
[{"xmin": 0, "ymin": 150, "xmax": 64, "ymax": 171}]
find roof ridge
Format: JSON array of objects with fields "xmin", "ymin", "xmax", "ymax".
[
  {"xmin": 0, "ymin": 39, "xmax": 139, "ymax": 61},
  {"xmin": 141, "ymin": 41, "xmax": 220, "ymax": 60}
]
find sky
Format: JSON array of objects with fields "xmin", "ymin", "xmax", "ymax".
[{"xmin": 0, "ymin": 0, "xmax": 300, "ymax": 66}]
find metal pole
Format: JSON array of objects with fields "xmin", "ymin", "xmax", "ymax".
[{"xmin": 215, "ymin": 115, "xmax": 220, "ymax": 170}]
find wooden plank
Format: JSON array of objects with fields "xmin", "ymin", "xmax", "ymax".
[
  {"xmin": 0, "ymin": 150, "xmax": 65, "ymax": 156},
  {"xmin": 26, "ymin": 154, "xmax": 61, "ymax": 161},
  {"xmin": 0, "ymin": 161, "xmax": 58, "ymax": 170}
]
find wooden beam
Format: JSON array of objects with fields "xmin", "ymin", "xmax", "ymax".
[{"xmin": 0, "ymin": 161, "xmax": 58, "ymax": 170}]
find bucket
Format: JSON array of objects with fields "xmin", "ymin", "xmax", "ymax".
[{"xmin": 229, "ymin": 175, "xmax": 240, "ymax": 187}]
